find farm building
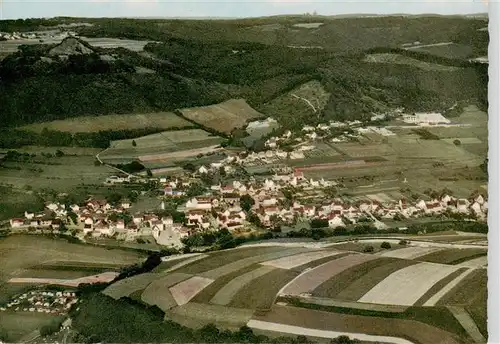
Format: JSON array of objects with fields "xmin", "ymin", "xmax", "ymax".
[{"xmin": 402, "ymin": 112, "xmax": 451, "ymax": 125}]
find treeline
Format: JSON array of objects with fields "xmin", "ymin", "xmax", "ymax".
[{"xmin": 0, "ymin": 127, "xmax": 174, "ymax": 149}]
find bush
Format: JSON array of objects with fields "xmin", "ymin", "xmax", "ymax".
[
  {"xmin": 40, "ymin": 320, "xmax": 62, "ymax": 337},
  {"xmin": 399, "ymin": 239, "xmax": 408, "ymax": 245},
  {"xmin": 380, "ymin": 241, "xmax": 392, "ymax": 249},
  {"xmin": 330, "ymin": 335, "xmax": 359, "ymax": 344},
  {"xmin": 362, "ymin": 245, "xmax": 375, "ymax": 253},
  {"xmin": 453, "ymin": 139, "xmax": 461, "ymax": 146}
]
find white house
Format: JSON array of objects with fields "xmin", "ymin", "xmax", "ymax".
[
  {"xmin": 10, "ymin": 218, "xmax": 25, "ymax": 228},
  {"xmin": 185, "ymin": 197, "xmax": 213, "ymax": 211},
  {"xmin": 198, "ymin": 166, "xmax": 209, "ymax": 174},
  {"xmin": 328, "ymin": 214, "xmax": 345, "ymax": 228},
  {"xmin": 24, "ymin": 211, "xmax": 35, "ymax": 220}
]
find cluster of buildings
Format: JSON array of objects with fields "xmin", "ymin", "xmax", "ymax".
[
  {"xmin": 0, "ymin": 30, "xmax": 75, "ymax": 41},
  {"xmin": 0, "ymin": 290, "xmax": 77, "ymax": 315},
  {"xmin": 180, "ymin": 169, "xmax": 488, "ymax": 230}
]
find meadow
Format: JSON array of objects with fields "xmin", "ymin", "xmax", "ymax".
[
  {"xmin": 178, "ymin": 99, "xmax": 264, "ymax": 135},
  {"xmin": 20, "ymin": 112, "xmax": 193, "ymax": 133}
]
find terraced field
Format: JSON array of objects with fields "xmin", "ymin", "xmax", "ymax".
[{"xmin": 100, "ymin": 244, "xmax": 487, "ymax": 344}]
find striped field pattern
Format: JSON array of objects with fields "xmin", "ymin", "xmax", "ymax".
[{"xmin": 358, "ymin": 262, "xmax": 462, "ymax": 306}]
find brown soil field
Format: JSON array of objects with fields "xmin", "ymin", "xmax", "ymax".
[
  {"xmin": 175, "ymin": 246, "xmax": 289, "ymax": 275},
  {"xmin": 417, "ymin": 248, "xmax": 487, "ymax": 265},
  {"xmin": 281, "ymin": 254, "xmax": 379, "ymax": 296},
  {"xmin": 229, "ymin": 268, "xmax": 300, "ymax": 310},
  {"xmin": 152, "ymin": 257, "xmax": 194, "ymax": 273},
  {"xmin": 334, "ymin": 259, "xmax": 419, "ymax": 302},
  {"xmin": 331, "ymin": 242, "xmax": 399, "ymax": 254},
  {"xmin": 253, "ymin": 305, "xmax": 465, "ymax": 344},
  {"xmin": 191, "ymin": 264, "xmax": 260, "ymax": 304},
  {"xmin": 413, "ymin": 268, "xmax": 469, "ymax": 306},
  {"xmin": 437, "ymin": 269, "xmax": 487, "ymax": 337},
  {"xmin": 179, "ymin": 99, "xmax": 263, "ymax": 135},
  {"xmin": 313, "ymin": 257, "xmax": 403, "ymax": 299},
  {"xmin": 21, "ymin": 112, "xmax": 193, "ymax": 133}
]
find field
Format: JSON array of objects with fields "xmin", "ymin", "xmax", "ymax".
[
  {"xmin": 406, "ymin": 43, "xmax": 475, "ymax": 59},
  {"xmin": 0, "ymin": 155, "xmax": 115, "ymax": 191},
  {"xmin": 103, "ymin": 273, "xmax": 160, "ymax": 300},
  {"xmin": 416, "ymin": 248, "xmax": 487, "ymax": 265},
  {"xmin": 0, "ymin": 235, "xmax": 145, "ymax": 303},
  {"xmin": 0, "ymin": 311, "xmax": 64, "ymax": 342},
  {"xmin": 99, "ymin": 244, "xmax": 487, "ymax": 343},
  {"xmin": 179, "ymin": 99, "xmax": 264, "ymax": 135},
  {"xmin": 20, "ymin": 112, "xmax": 193, "ymax": 133},
  {"xmin": 0, "ymin": 36, "xmax": 151, "ymax": 54},
  {"xmin": 98, "ymin": 128, "xmax": 224, "ymax": 163},
  {"xmin": 364, "ymin": 53, "xmax": 459, "ymax": 72},
  {"xmin": 0, "ymin": 235, "xmax": 145, "ymax": 341},
  {"xmin": 251, "ymin": 305, "xmax": 466, "ymax": 344}
]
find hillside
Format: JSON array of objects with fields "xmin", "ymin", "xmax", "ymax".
[
  {"xmin": 0, "ymin": 17, "xmax": 488, "ymax": 132},
  {"xmin": 76, "ymin": 242, "xmax": 487, "ymax": 344}
]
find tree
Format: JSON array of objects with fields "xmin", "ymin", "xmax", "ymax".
[
  {"xmin": 310, "ymin": 218, "xmax": 328, "ymax": 229},
  {"xmin": 363, "ymin": 245, "xmax": 374, "ymax": 253},
  {"xmin": 183, "ymin": 162, "xmax": 196, "ymax": 172},
  {"xmin": 55, "ymin": 149, "xmax": 64, "ymax": 157},
  {"xmin": 380, "ymin": 241, "xmax": 392, "ymax": 249},
  {"xmin": 132, "ymin": 140, "xmax": 137, "ymax": 147},
  {"xmin": 106, "ymin": 193, "xmax": 122, "ymax": 206},
  {"xmin": 399, "ymin": 239, "xmax": 408, "ymax": 246},
  {"xmin": 219, "ymin": 166, "xmax": 226, "ymax": 177},
  {"xmin": 146, "ymin": 168, "xmax": 153, "ymax": 177},
  {"xmin": 453, "ymin": 139, "xmax": 461, "ymax": 146},
  {"xmin": 330, "ymin": 335, "xmax": 359, "ymax": 344},
  {"xmin": 240, "ymin": 194, "xmax": 255, "ymax": 212}
]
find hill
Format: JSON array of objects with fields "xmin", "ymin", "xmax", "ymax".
[
  {"xmin": 0, "ymin": 17, "xmax": 488, "ymax": 133},
  {"xmin": 82, "ymin": 242, "xmax": 486, "ymax": 344}
]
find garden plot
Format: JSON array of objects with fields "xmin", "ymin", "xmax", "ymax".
[
  {"xmin": 169, "ymin": 276, "xmax": 214, "ymax": 306},
  {"xmin": 365, "ymin": 193, "xmax": 394, "ymax": 203},
  {"xmin": 442, "ymin": 138, "xmax": 483, "ymax": 145},
  {"xmin": 333, "ymin": 143, "xmax": 396, "ymax": 159},
  {"xmin": 424, "ymin": 268, "xmax": 476, "ymax": 307},
  {"xmin": 280, "ymin": 254, "xmax": 378, "ymax": 296},
  {"xmin": 260, "ymin": 250, "xmax": 343, "ymax": 270},
  {"xmin": 103, "ymin": 273, "xmax": 159, "ymax": 300},
  {"xmin": 210, "ymin": 265, "xmax": 276, "ymax": 306},
  {"xmin": 179, "ymin": 99, "xmax": 263, "ymax": 135},
  {"xmin": 357, "ymin": 262, "xmax": 462, "ymax": 306},
  {"xmin": 198, "ymin": 247, "xmax": 309, "ymax": 280},
  {"xmin": 379, "ymin": 247, "xmax": 445, "ymax": 260}
]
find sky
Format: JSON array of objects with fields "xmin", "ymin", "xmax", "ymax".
[{"xmin": 1, "ymin": 0, "xmax": 489, "ymax": 20}]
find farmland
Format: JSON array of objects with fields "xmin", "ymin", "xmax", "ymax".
[
  {"xmin": 98, "ymin": 128, "xmax": 225, "ymax": 164},
  {"xmin": 95, "ymin": 243, "xmax": 488, "ymax": 343},
  {"xmin": 20, "ymin": 112, "xmax": 194, "ymax": 133},
  {"xmin": 416, "ymin": 248, "xmax": 487, "ymax": 265},
  {"xmin": 0, "ymin": 155, "xmax": 115, "ymax": 191},
  {"xmin": 178, "ymin": 99, "xmax": 264, "ymax": 135}
]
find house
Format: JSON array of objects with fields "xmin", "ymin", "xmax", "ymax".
[
  {"xmin": 132, "ymin": 214, "xmax": 143, "ymax": 225},
  {"xmin": 302, "ymin": 125, "xmax": 315, "ymax": 132},
  {"xmin": 474, "ymin": 195, "xmax": 485, "ymax": 205},
  {"xmin": 116, "ymin": 220, "xmax": 125, "ymax": 231},
  {"xmin": 263, "ymin": 179, "xmax": 278, "ymax": 191},
  {"xmin": 328, "ymin": 214, "xmax": 345, "ymax": 228},
  {"xmin": 10, "ymin": 218, "xmax": 25, "ymax": 228},
  {"xmin": 261, "ymin": 197, "xmax": 278, "ymax": 207},
  {"xmin": 24, "ymin": 211, "xmax": 35, "ymax": 220},
  {"xmin": 187, "ymin": 210, "xmax": 205, "ymax": 227},
  {"xmin": 70, "ymin": 204, "xmax": 80, "ymax": 212},
  {"xmin": 457, "ymin": 199, "xmax": 470, "ymax": 213},
  {"xmin": 185, "ymin": 197, "xmax": 212, "ymax": 211},
  {"xmin": 222, "ymin": 193, "xmax": 240, "ymax": 206},
  {"xmin": 290, "ymin": 151, "xmax": 305, "ymax": 160},
  {"xmin": 121, "ymin": 199, "xmax": 131, "ymax": 209},
  {"xmin": 317, "ymin": 123, "xmax": 329, "ymax": 131},
  {"xmin": 294, "ymin": 170, "xmax": 305, "ymax": 180},
  {"xmin": 221, "ymin": 185, "xmax": 235, "ymax": 194},
  {"xmin": 198, "ymin": 166, "xmax": 209, "ymax": 174},
  {"xmin": 306, "ymin": 132, "xmax": 318, "ymax": 140}
]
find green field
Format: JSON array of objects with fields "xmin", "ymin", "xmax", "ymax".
[
  {"xmin": 0, "ymin": 311, "xmax": 64, "ymax": 342},
  {"xmin": 0, "ymin": 235, "xmax": 145, "ymax": 303},
  {"xmin": 20, "ymin": 112, "xmax": 194, "ymax": 134}
]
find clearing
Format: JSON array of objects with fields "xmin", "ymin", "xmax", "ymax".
[
  {"xmin": 179, "ymin": 99, "xmax": 263, "ymax": 135},
  {"xmin": 20, "ymin": 112, "xmax": 193, "ymax": 133}
]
